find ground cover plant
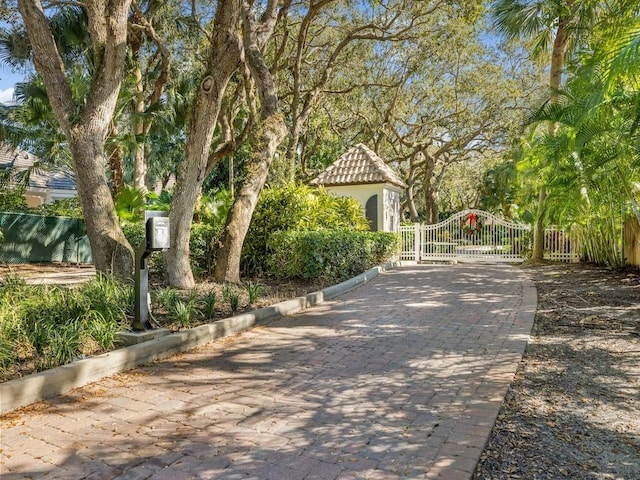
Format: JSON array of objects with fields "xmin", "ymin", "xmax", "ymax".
[
  {"xmin": 0, "ymin": 266, "xmax": 328, "ymax": 382},
  {"xmin": 0, "ymin": 272, "xmax": 292, "ymax": 381},
  {"xmin": 0, "ymin": 273, "xmax": 132, "ymax": 381}
]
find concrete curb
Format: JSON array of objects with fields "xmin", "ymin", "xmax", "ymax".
[{"xmin": 0, "ymin": 262, "xmax": 401, "ymax": 415}]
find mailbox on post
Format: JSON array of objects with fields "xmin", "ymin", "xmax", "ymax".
[
  {"xmin": 132, "ymin": 211, "xmax": 169, "ymax": 331},
  {"xmin": 146, "ymin": 216, "xmax": 170, "ymax": 251}
]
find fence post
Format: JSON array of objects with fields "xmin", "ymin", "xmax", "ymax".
[{"xmin": 414, "ymin": 223, "xmax": 420, "ymax": 262}]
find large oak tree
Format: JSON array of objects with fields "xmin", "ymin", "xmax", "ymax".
[
  {"xmin": 212, "ymin": 0, "xmax": 289, "ymax": 283},
  {"xmin": 164, "ymin": 0, "xmax": 244, "ymax": 288},
  {"xmin": 17, "ymin": 0, "xmax": 134, "ymax": 278}
]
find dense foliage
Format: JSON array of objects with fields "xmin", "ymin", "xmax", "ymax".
[
  {"xmin": 0, "ymin": 191, "xmax": 82, "ymax": 218},
  {"xmin": 122, "ymin": 221, "xmax": 222, "ymax": 278},
  {"xmin": 499, "ymin": 0, "xmax": 640, "ymax": 266},
  {"xmin": 0, "ymin": 270, "xmax": 271, "ymax": 380},
  {"xmin": 0, "ymin": 274, "xmax": 132, "ymax": 380},
  {"xmin": 0, "ymin": 187, "xmax": 29, "ymax": 213},
  {"xmin": 267, "ymin": 229, "xmax": 399, "ymax": 284},
  {"xmin": 242, "ymin": 183, "xmax": 369, "ymax": 274}
]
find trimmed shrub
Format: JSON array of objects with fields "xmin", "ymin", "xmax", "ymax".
[
  {"xmin": 190, "ymin": 223, "xmax": 222, "ymax": 276},
  {"xmin": 243, "ymin": 183, "xmax": 369, "ymax": 274},
  {"xmin": 122, "ymin": 222, "xmax": 146, "ymax": 250},
  {"xmin": 267, "ymin": 230, "xmax": 399, "ymax": 283}
]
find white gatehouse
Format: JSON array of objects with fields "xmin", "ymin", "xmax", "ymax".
[{"xmin": 400, "ymin": 209, "xmax": 580, "ymax": 263}]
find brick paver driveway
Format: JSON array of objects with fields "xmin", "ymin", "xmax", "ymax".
[{"xmin": 0, "ymin": 264, "xmax": 536, "ymax": 480}]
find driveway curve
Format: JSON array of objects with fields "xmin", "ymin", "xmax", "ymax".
[{"xmin": 0, "ymin": 264, "xmax": 536, "ymax": 480}]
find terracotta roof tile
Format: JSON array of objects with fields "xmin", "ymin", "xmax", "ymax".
[{"xmin": 311, "ymin": 144, "xmax": 406, "ymax": 189}]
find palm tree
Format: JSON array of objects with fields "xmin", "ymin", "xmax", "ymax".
[
  {"xmin": 493, "ymin": 0, "xmax": 598, "ymax": 95},
  {"xmin": 525, "ymin": 49, "xmax": 640, "ymax": 267},
  {"xmin": 599, "ymin": 1, "xmax": 640, "ymax": 94},
  {"xmin": 492, "ymin": 0, "xmax": 599, "ymax": 261}
]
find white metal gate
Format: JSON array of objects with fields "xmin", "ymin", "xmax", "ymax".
[{"xmin": 400, "ymin": 209, "xmax": 580, "ymax": 263}]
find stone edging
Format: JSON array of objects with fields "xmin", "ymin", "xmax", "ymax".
[{"xmin": 0, "ymin": 262, "xmax": 402, "ymax": 415}]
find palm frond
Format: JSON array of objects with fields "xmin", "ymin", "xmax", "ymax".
[{"xmin": 0, "ymin": 25, "xmax": 32, "ymax": 69}]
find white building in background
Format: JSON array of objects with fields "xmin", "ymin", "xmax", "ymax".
[
  {"xmin": 310, "ymin": 143, "xmax": 406, "ymax": 233},
  {"xmin": 0, "ymin": 145, "xmax": 77, "ymax": 207}
]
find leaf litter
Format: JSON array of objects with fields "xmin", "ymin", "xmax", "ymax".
[{"xmin": 473, "ymin": 263, "xmax": 640, "ymax": 480}]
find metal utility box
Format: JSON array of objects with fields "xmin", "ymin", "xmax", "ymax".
[{"xmin": 146, "ymin": 216, "xmax": 170, "ymax": 251}]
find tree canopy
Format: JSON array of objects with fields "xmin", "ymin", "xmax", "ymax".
[{"xmin": 2, "ymin": 0, "xmax": 639, "ymax": 279}]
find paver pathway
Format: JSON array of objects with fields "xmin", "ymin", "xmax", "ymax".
[{"xmin": 0, "ymin": 264, "xmax": 536, "ymax": 480}]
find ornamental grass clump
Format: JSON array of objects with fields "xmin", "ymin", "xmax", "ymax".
[
  {"xmin": 245, "ymin": 281, "xmax": 263, "ymax": 304},
  {"xmin": 222, "ymin": 283, "xmax": 240, "ymax": 313},
  {"xmin": 202, "ymin": 291, "xmax": 217, "ymax": 318},
  {"xmin": 0, "ymin": 274, "xmax": 132, "ymax": 382},
  {"xmin": 154, "ymin": 287, "xmax": 180, "ymax": 311},
  {"xmin": 171, "ymin": 300, "xmax": 198, "ymax": 329}
]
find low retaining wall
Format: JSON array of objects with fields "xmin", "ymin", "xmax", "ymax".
[{"xmin": 0, "ymin": 262, "xmax": 400, "ymax": 415}]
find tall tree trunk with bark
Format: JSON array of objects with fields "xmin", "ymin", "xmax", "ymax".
[
  {"xmin": 18, "ymin": 0, "xmax": 134, "ymax": 278},
  {"xmin": 164, "ymin": 0, "xmax": 243, "ymax": 289},
  {"xmin": 107, "ymin": 123, "xmax": 125, "ymax": 198},
  {"xmin": 213, "ymin": 115, "xmax": 287, "ymax": 283},
  {"xmin": 128, "ymin": 5, "xmax": 171, "ymax": 193},
  {"xmin": 129, "ymin": 9, "xmax": 147, "ymax": 192},
  {"xmin": 423, "ymin": 157, "xmax": 439, "ymax": 224},
  {"xmin": 532, "ymin": 186, "xmax": 548, "ymax": 260},
  {"xmin": 405, "ymin": 183, "xmax": 421, "ymax": 222},
  {"xmin": 132, "ymin": 65, "xmax": 148, "ymax": 192},
  {"xmin": 70, "ymin": 133, "xmax": 133, "ymax": 276},
  {"xmin": 213, "ymin": 1, "xmax": 288, "ymax": 283}
]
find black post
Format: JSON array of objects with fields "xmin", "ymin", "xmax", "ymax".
[
  {"xmin": 132, "ymin": 211, "xmax": 170, "ymax": 331},
  {"xmin": 132, "ymin": 246, "xmax": 153, "ymax": 331}
]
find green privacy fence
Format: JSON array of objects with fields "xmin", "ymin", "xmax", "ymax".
[{"xmin": 0, "ymin": 212, "xmax": 93, "ymax": 264}]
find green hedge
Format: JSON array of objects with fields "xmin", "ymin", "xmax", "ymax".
[
  {"xmin": 267, "ymin": 230, "xmax": 399, "ymax": 283},
  {"xmin": 243, "ymin": 183, "xmax": 369, "ymax": 274}
]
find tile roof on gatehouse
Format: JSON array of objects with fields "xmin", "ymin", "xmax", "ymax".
[{"xmin": 310, "ymin": 143, "xmax": 407, "ymax": 189}]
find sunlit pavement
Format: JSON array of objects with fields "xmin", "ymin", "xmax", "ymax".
[{"xmin": 0, "ymin": 264, "xmax": 536, "ymax": 480}]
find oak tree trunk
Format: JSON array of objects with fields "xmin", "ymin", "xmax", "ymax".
[
  {"xmin": 212, "ymin": 1, "xmax": 288, "ymax": 283},
  {"xmin": 424, "ymin": 159, "xmax": 438, "ymax": 224},
  {"xmin": 213, "ymin": 116, "xmax": 287, "ymax": 283},
  {"xmin": 70, "ymin": 133, "xmax": 133, "ymax": 278},
  {"xmin": 164, "ymin": 0, "xmax": 243, "ymax": 288},
  {"xmin": 405, "ymin": 184, "xmax": 421, "ymax": 223},
  {"xmin": 18, "ymin": 0, "xmax": 134, "ymax": 278}
]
